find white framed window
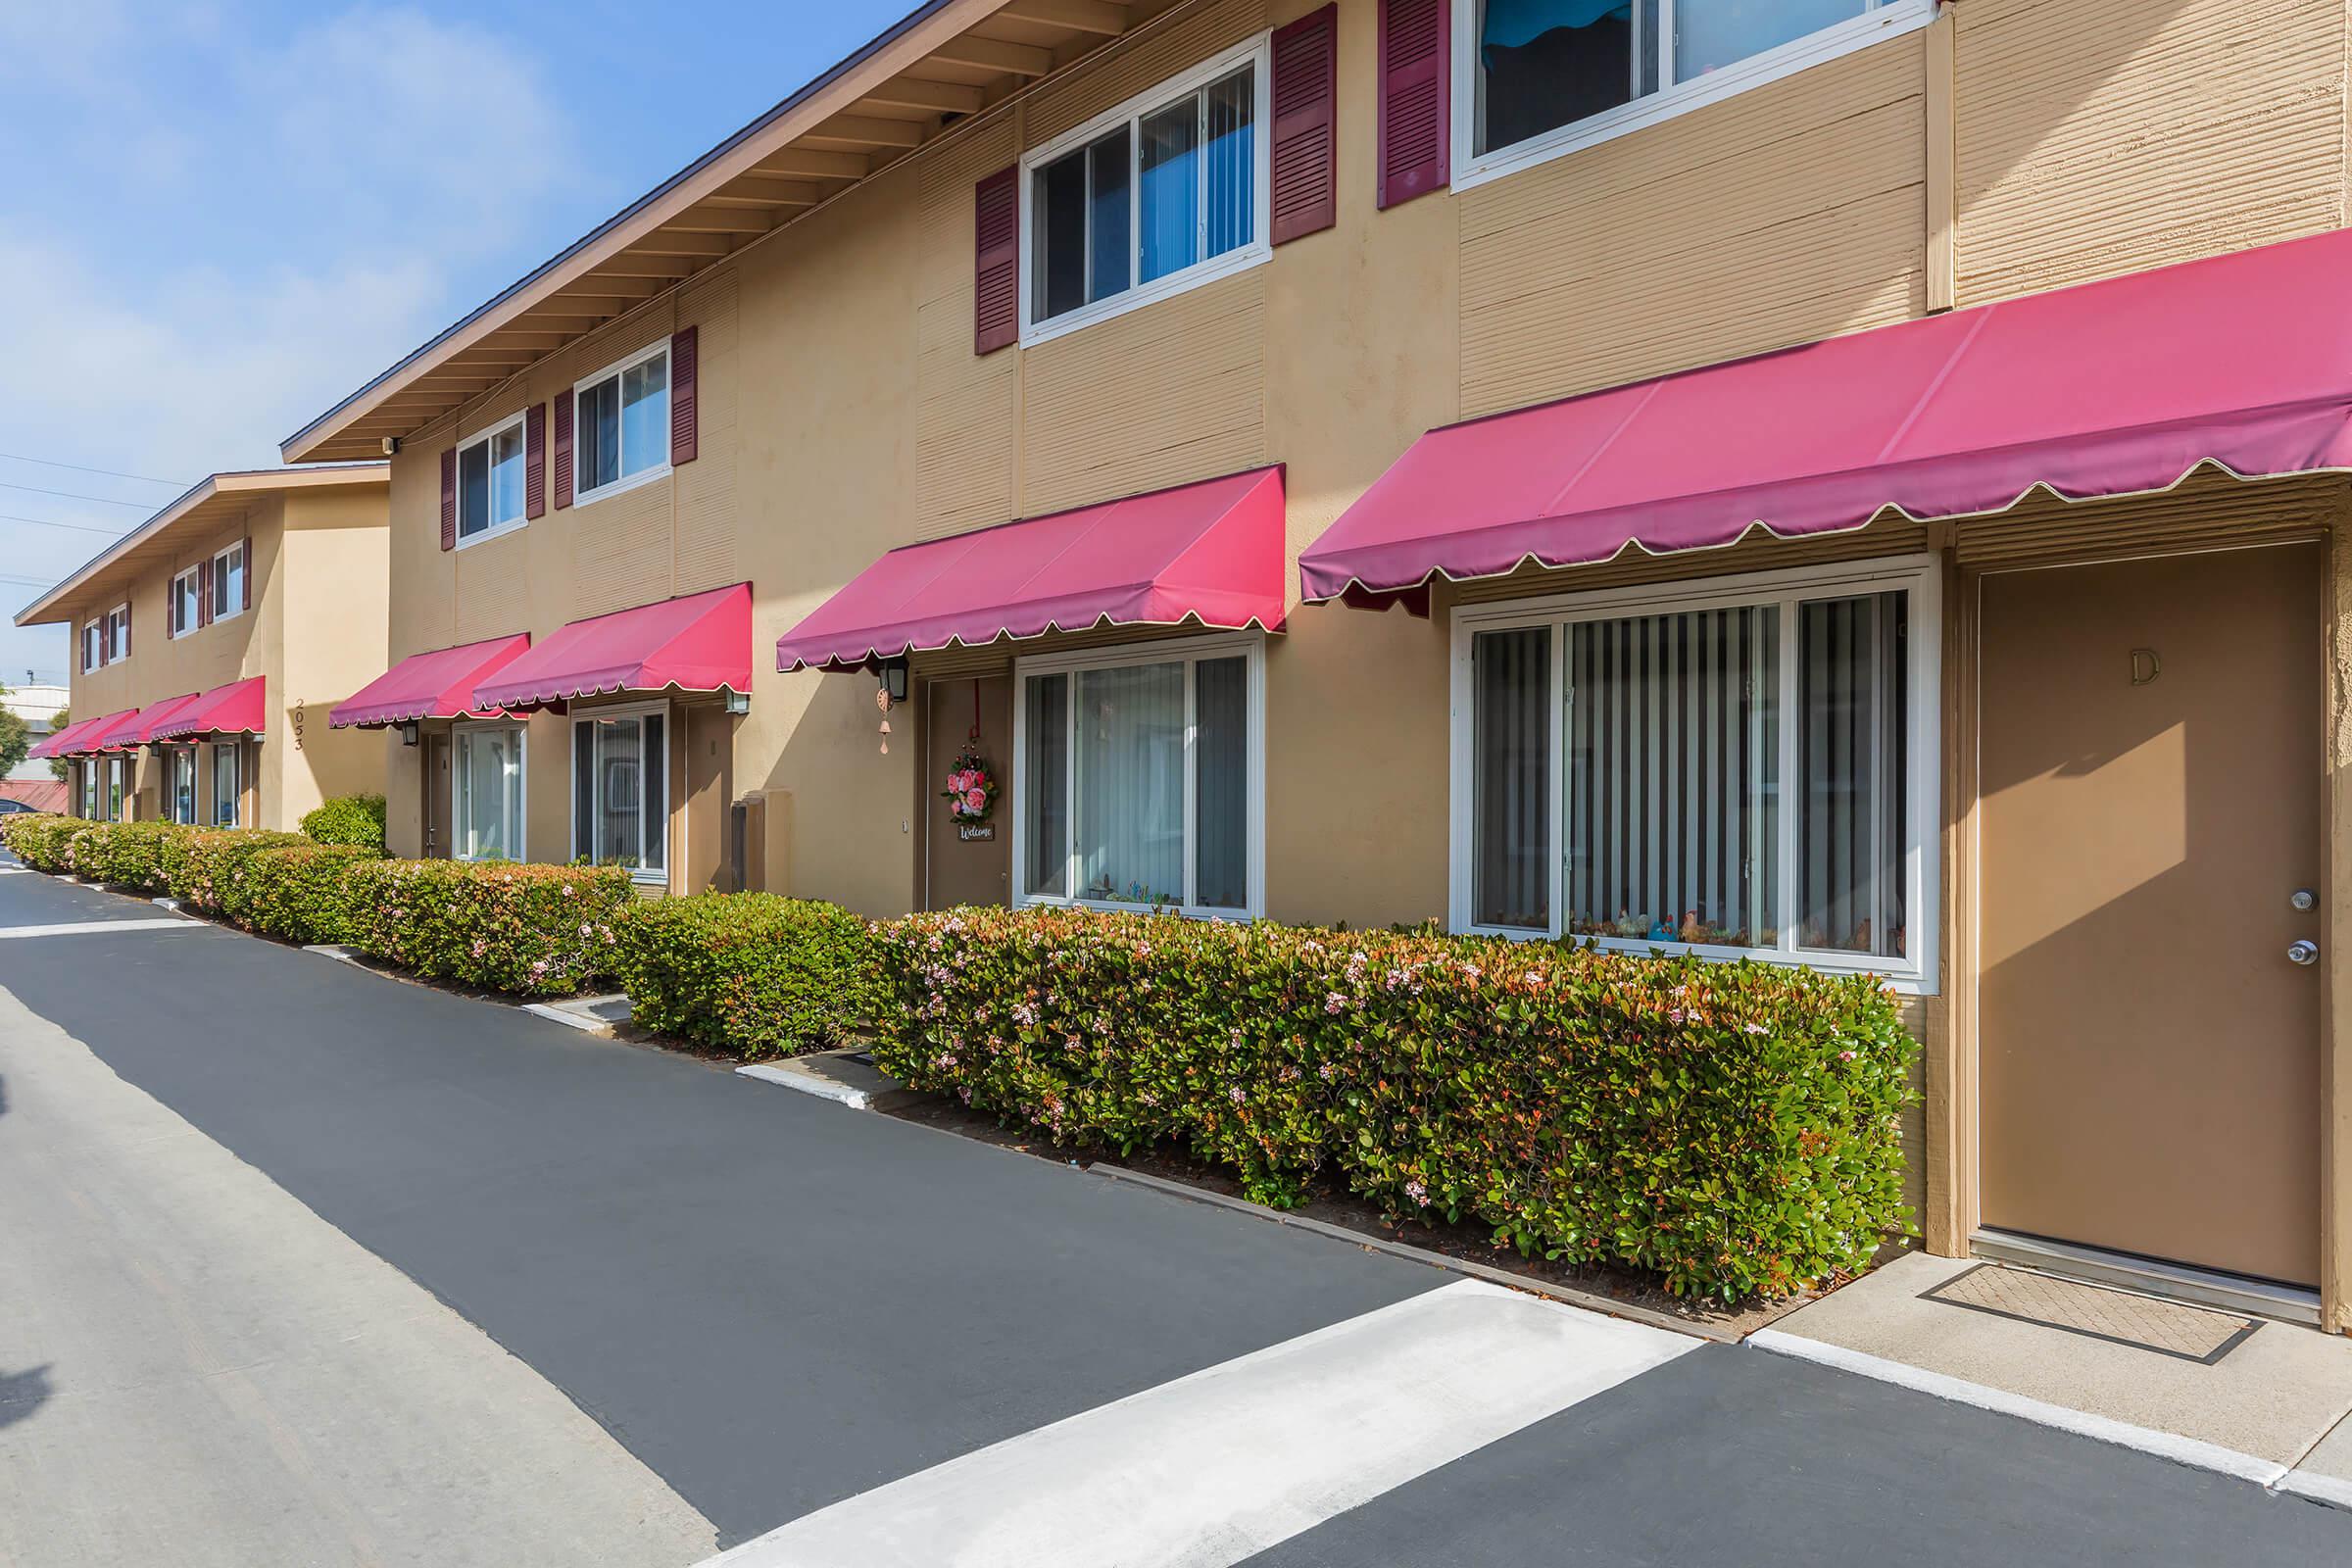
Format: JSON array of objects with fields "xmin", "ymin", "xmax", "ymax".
[
  {"xmin": 77, "ymin": 760, "xmax": 99, "ymax": 819},
  {"xmin": 1454, "ymin": 0, "xmax": 1935, "ymax": 192},
  {"xmin": 105, "ymin": 756, "xmax": 125, "ymax": 822},
  {"xmin": 165, "ymin": 747, "xmax": 196, "ymax": 825},
  {"xmin": 81, "ymin": 619, "xmax": 102, "ymax": 672},
  {"xmin": 456, "ymin": 412, "xmax": 529, "ymax": 546},
  {"xmin": 570, "ymin": 702, "xmax": 668, "ymax": 882},
  {"xmin": 571, "ymin": 342, "xmax": 670, "ymax": 506},
  {"xmin": 106, "ymin": 603, "xmax": 129, "ymax": 662},
  {"xmin": 1018, "ymin": 32, "xmax": 1273, "ymax": 347},
  {"xmin": 211, "ymin": 542, "xmax": 246, "ymax": 622},
  {"xmin": 211, "ymin": 741, "xmax": 241, "ymax": 827},
  {"xmin": 172, "ymin": 566, "xmax": 200, "ymax": 636},
  {"xmin": 453, "ymin": 721, "xmax": 527, "ymax": 861},
  {"xmin": 1012, "ymin": 631, "xmax": 1266, "ymax": 919},
  {"xmin": 1449, "ymin": 556, "xmax": 1938, "ymax": 991}
]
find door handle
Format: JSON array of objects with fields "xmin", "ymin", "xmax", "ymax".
[{"xmin": 2288, "ymin": 939, "xmax": 2320, "ymax": 966}]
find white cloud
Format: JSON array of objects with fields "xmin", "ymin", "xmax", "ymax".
[{"xmin": 0, "ymin": 4, "xmax": 583, "ymax": 676}]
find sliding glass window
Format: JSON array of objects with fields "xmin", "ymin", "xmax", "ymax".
[{"xmin": 1454, "ymin": 564, "xmax": 1934, "ymax": 985}]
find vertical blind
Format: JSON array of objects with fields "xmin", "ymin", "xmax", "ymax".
[
  {"xmin": 1798, "ymin": 592, "xmax": 1907, "ymax": 957},
  {"xmin": 1472, "ymin": 627, "xmax": 1551, "ymax": 929},
  {"xmin": 1567, "ymin": 607, "xmax": 1778, "ymax": 946},
  {"xmin": 1470, "ymin": 587, "xmax": 1911, "ymax": 958}
]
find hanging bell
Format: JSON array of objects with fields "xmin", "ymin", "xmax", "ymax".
[{"xmin": 878, "ymin": 719, "xmax": 892, "ymax": 734}]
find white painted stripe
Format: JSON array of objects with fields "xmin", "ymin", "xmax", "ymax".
[
  {"xmin": 2278, "ymin": 1467, "xmax": 2352, "ymax": 1511},
  {"xmin": 0, "ymin": 918, "xmax": 203, "ymax": 940},
  {"xmin": 1748, "ymin": 1328, "xmax": 2288, "ymax": 1487},
  {"xmin": 707, "ymin": 1281, "xmax": 1695, "ymax": 1568},
  {"xmin": 0, "ymin": 866, "xmax": 32, "ymax": 875}
]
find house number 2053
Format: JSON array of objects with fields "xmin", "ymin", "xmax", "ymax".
[{"xmin": 292, "ymin": 701, "xmax": 306, "ymax": 751}]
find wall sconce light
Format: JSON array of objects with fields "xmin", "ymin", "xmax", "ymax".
[
  {"xmin": 723, "ymin": 690, "xmax": 751, "ymax": 715},
  {"xmin": 396, "ymin": 721, "xmax": 419, "ymax": 748},
  {"xmin": 879, "ymin": 658, "xmax": 909, "ymax": 706}
]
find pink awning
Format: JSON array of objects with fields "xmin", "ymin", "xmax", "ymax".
[
  {"xmin": 128, "ymin": 693, "xmax": 206, "ymax": 747},
  {"xmin": 778, "ymin": 466, "xmax": 1287, "ymax": 671},
  {"xmin": 30, "ymin": 712, "xmax": 116, "ymax": 760},
  {"xmin": 1300, "ymin": 227, "xmax": 2352, "ymax": 602},
  {"xmin": 151, "ymin": 677, "xmax": 266, "ymax": 742},
  {"xmin": 330, "ymin": 634, "xmax": 531, "ymax": 729},
  {"xmin": 472, "ymin": 583, "xmax": 751, "ymax": 711},
  {"xmin": 87, "ymin": 703, "xmax": 175, "ymax": 753}
]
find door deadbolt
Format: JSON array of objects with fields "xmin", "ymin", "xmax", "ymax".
[
  {"xmin": 2288, "ymin": 939, "xmax": 2320, "ymax": 966},
  {"xmin": 2291, "ymin": 888, "xmax": 2317, "ymax": 911}
]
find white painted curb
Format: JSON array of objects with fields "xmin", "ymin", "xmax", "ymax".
[
  {"xmin": 735, "ymin": 1060, "xmax": 876, "ymax": 1108},
  {"xmin": 521, "ymin": 1002, "xmax": 610, "ymax": 1034},
  {"xmin": 2278, "ymin": 1467, "xmax": 2352, "ymax": 1510},
  {"xmin": 1747, "ymin": 1329, "xmax": 2290, "ymax": 1488}
]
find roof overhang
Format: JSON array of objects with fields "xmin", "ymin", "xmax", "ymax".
[
  {"xmin": 280, "ymin": 0, "xmax": 1188, "ymax": 465},
  {"xmin": 15, "ymin": 465, "xmax": 389, "ymax": 628}
]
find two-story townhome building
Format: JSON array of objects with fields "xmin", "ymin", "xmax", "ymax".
[
  {"xmin": 21, "ymin": 466, "xmax": 392, "ymax": 832},
  {"xmin": 285, "ymin": 0, "xmax": 2352, "ymax": 1330}
]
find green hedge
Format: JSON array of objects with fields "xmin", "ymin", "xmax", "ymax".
[
  {"xmin": 612, "ymin": 893, "xmax": 885, "ymax": 1059},
  {"xmin": 301, "ymin": 793, "xmax": 387, "ymax": 852},
  {"xmin": 62, "ymin": 819, "xmax": 188, "ymax": 891},
  {"xmin": 164, "ymin": 829, "xmax": 315, "ymax": 921},
  {"xmin": 870, "ymin": 906, "xmax": 1916, "ymax": 1302},
  {"xmin": 244, "ymin": 844, "xmax": 378, "ymax": 946},
  {"xmin": 342, "ymin": 859, "xmax": 633, "ymax": 997},
  {"xmin": 0, "ymin": 813, "xmax": 92, "ymax": 873}
]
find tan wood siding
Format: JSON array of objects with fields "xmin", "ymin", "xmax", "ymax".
[
  {"xmin": 1024, "ymin": 0, "xmax": 1270, "ymax": 149},
  {"xmin": 1952, "ymin": 0, "xmax": 2349, "ymax": 308},
  {"xmin": 675, "ymin": 270, "xmax": 742, "ymax": 595},
  {"xmin": 1020, "ymin": 268, "xmax": 1269, "ymax": 515},
  {"xmin": 915, "ymin": 121, "xmax": 1021, "ymax": 541},
  {"xmin": 1457, "ymin": 34, "xmax": 1928, "ymax": 417}
]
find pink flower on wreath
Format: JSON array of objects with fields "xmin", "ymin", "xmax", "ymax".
[{"xmin": 964, "ymin": 788, "xmax": 987, "ymax": 812}]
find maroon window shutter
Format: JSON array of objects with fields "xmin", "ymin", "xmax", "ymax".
[
  {"xmin": 1378, "ymin": 0, "xmax": 1449, "ymax": 210},
  {"xmin": 241, "ymin": 536, "xmax": 253, "ymax": 611},
  {"xmin": 669, "ymin": 326, "xmax": 699, "ymax": 465},
  {"xmin": 554, "ymin": 392, "xmax": 575, "ymax": 509},
  {"xmin": 122, "ymin": 603, "xmax": 131, "ymax": 659},
  {"xmin": 1271, "ymin": 6, "xmax": 1339, "ymax": 244},
  {"xmin": 525, "ymin": 403, "xmax": 548, "ymax": 519},
  {"xmin": 439, "ymin": 447, "xmax": 458, "ymax": 551},
  {"xmin": 973, "ymin": 166, "xmax": 1019, "ymax": 355},
  {"xmin": 198, "ymin": 560, "xmax": 213, "ymax": 627}
]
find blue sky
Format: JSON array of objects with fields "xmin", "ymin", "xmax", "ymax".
[{"xmin": 0, "ymin": 0, "xmax": 912, "ymax": 687}]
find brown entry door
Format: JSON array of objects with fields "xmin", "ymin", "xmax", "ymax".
[
  {"xmin": 925, "ymin": 676, "xmax": 1012, "ymax": 910},
  {"xmin": 1979, "ymin": 546, "xmax": 2322, "ymax": 1287},
  {"xmin": 422, "ymin": 734, "xmax": 452, "ymax": 858}
]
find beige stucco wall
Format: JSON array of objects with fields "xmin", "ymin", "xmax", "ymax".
[
  {"xmin": 54, "ymin": 483, "xmax": 390, "ymax": 832},
  {"xmin": 374, "ymin": 0, "xmax": 2352, "ymax": 932}
]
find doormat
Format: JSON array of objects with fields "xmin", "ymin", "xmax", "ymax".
[{"xmin": 1919, "ymin": 1264, "xmax": 2260, "ymax": 1365}]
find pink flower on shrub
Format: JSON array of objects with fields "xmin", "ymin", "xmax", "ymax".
[
  {"xmin": 1228, "ymin": 1086, "xmax": 1246, "ymax": 1106},
  {"xmin": 1324, "ymin": 992, "xmax": 1347, "ymax": 1014},
  {"xmin": 1404, "ymin": 1179, "xmax": 1429, "ymax": 1206}
]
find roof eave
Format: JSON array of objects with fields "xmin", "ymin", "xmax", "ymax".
[{"xmin": 277, "ymin": 0, "xmax": 992, "ymax": 465}]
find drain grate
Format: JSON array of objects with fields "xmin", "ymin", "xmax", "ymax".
[{"xmin": 1920, "ymin": 1264, "xmax": 2260, "ymax": 1365}]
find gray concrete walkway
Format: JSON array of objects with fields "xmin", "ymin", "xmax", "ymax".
[{"xmin": 0, "ymin": 983, "xmax": 717, "ymax": 1568}]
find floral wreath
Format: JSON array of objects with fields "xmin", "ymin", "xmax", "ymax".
[{"xmin": 942, "ymin": 743, "xmax": 999, "ymax": 825}]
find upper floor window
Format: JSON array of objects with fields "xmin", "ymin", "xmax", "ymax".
[
  {"xmin": 573, "ymin": 342, "xmax": 669, "ymax": 505},
  {"xmin": 1460, "ymin": 0, "xmax": 1933, "ymax": 185},
  {"xmin": 1021, "ymin": 35, "xmax": 1271, "ymax": 344},
  {"xmin": 458, "ymin": 413, "xmax": 528, "ymax": 543},
  {"xmin": 171, "ymin": 565, "xmax": 200, "ymax": 636},
  {"xmin": 81, "ymin": 619, "xmax": 102, "ymax": 673},
  {"xmin": 212, "ymin": 542, "xmax": 246, "ymax": 621},
  {"xmin": 106, "ymin": 603, "xmax": 129, "ymax": 662}
]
